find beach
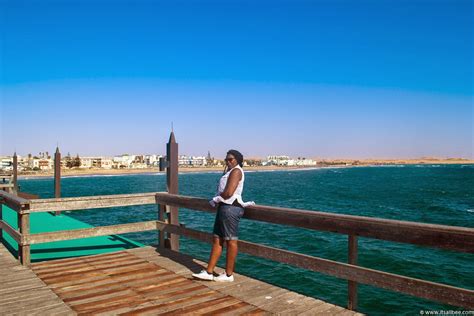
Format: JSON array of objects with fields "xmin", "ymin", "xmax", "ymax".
[{"xmin": 16, "ymin": 158, "xmax": 474, "ymax": 179}]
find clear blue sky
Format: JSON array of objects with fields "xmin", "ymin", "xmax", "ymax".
[{"xmin": 0, "ymin": 0, "xmax": 472, "ymax": 159}]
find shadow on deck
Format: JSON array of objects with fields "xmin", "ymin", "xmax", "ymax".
[{"xmin": 1, "ymin": 243, "xmax": 362, "ymax": 315}]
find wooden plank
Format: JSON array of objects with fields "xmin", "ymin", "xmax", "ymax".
[
  {"xmin": 0, "ymin": 190, "xmax": 30, "ymax": 212},
  {"xmin": 204, "ymin": 301, "xmax": 257, "ymax": 315},
  {"xmin": 81, "ymin": 279, "xmax": 196, "ymax": 314},
  {"xmin": 66, "ymin": 288, "xmax": 135, "ymax": 306},
  {"xmin": 57, "ymin": 270, "xmax": 174, "ymax": 298},
  {"xmin": 0, "ymin": 289, "xmax": 59, "ymax": 306},
  {"xmin": 78, "ymin": 297, "xmax": 150, "ymax": 315},
  {"xmin": 162, "ymin": 296, "xmax": 241, "ymax": 315},
  {"xmin": 73, "ymin": 292, "xmax": 144, "ymax": 312},
  {"xmin": 155, "ymin": 193, "xmax": 474, "ymax": 253},
  {"xmin": 32, "ymin": 251, "xmax": 133, "ymax": 270},
  {"xmin": 37, "ymin": 258, "xmax": 147, "ymax": 279},
  {"xmin": 55, "ymin": 270, "xmax": 170, "ymax": 296},
  {"xmin": 243, "ymin": 288, "xmax": 289, "ymax": 307},
  {"xmin": 17, "ymin": 191, "xmax": 40, "ymax": 200},
  {"xmin": 135, "ymin": 275, "xmax": 189, "ymax": 291},
  {"xmin": 121, "ymin": 290, "xmax": 222, "ymax": 315},
  {"xmin": 27, "ymin": 192, "xmax": 163, "ymax": 213},
  {"xmin": 158, "ymin": 222, "xmax": 474, "ymax": 309},
  {"xmin": 298, "ymin": 302, "xmax": 339, "ymax": 315},
  {"xmin": 0, "ymin": 219, "xmax": 21, "ymax": 243},
  {"xmin": 26, "ymin": 220, "xmax": 157, "ymax": 244},
  {"xmin": 34, "ymin": 256, "xmax": 145, "ymax": 276},
  {"xmin": 258, "ymin": 292, "xmax": 308, "ymax": 313},
  {"xmin": 42, "ymin": 262, "xmax": 154, "ymax": 284}
]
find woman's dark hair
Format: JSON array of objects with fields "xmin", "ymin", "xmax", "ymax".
[{"xmin": 227, "ymin": 149, "xmax": 244, "ymax": 167}]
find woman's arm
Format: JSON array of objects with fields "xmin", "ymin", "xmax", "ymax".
[{"xmin": 220, "ymin": 168, "xmax": 242, "ymax": 199}]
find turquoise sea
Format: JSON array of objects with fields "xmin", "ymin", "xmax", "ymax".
[{"xmin": 19, "ymin": 165, "xmax": 474, "ymax": 315}]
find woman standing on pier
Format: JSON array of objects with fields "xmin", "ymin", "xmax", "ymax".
[{"xmin": 192, "ymin": 149, "xmax": 252, "ymax": 282}]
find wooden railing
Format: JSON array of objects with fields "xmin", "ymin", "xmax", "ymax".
[{"xmin": 0, "ymin": 190, "xmax": 473, "ymax": 311}]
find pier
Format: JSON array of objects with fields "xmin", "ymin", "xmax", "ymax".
[{"xmin": 1, "ymin": 133, "xmax": 473, "ymax": 314}]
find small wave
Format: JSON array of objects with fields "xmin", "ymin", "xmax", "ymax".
[{"xmin": 467, "ymin": 209, "xmax": 474, "ymax": 213}]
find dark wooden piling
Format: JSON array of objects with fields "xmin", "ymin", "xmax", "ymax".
[
  {"xmin": 348, "ymin": 235, "xmax": 358, "ymax": 310},
  {"xmin": 54, "ymin": 147, "xmax": 61, "ymax": 216},
  {"xmin": 167, "ymin": 131, "xmax": 179, "ymax": 251},
  {"xmin": 12, "ymin": 152, "xmax": 18, "ymax": 195}
]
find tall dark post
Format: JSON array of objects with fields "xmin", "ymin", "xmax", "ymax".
[
  {"xmin": 348, "ymin": 235, "xmax": 358, "ymax": 310},
  {"xmin": 54, "ymin": 147, "xmax": 61, "ymax": 216},
  {"xmin": 12, "ymin": 152, "xmax": 18, "ymax": 195},
  {"xmin": 167, "ymin": 131, "xmax": 179, "ymax": 251}
]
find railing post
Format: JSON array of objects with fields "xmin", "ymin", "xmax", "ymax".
[
  {"xmin": 54, "ymin": 147, "xmax": 61, "ymax": 216},
  {"xmin": 17, "ymin": 213, "xmax": 31, "ymax": 266},
  {"xmin": 12, "ymin": 152, "xmax": 18, "ymax": 195},
  {"xmin": 167, "ymin": 131, "xmax": 179, "ymax": 251},
  {"xmin": 158, "ymin": 203, "xmax": 167, "ymax": 249},
  {"xmin": 0, "ymin": 203, "xmax": 3, "ymax": 243},
  {"xmin": 348, "ymin": 234, "xmax": 358, "ymax": 311}
]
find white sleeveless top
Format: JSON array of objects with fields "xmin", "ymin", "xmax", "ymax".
[{"xmin": 216, "ymin": 165, "xmax": 245, "ymax": 205}]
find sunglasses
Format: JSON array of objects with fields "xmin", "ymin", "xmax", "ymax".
[{"xmin": 225, "ymin": 157, "xmax": 235, "ymax": 162}]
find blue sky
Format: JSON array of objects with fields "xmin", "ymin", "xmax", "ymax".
[{"xmin": 0, "ymin": 0, "xmax": 472, "ymax": 158}]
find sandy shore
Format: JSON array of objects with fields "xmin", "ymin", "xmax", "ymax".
[
  {"xmin": 16, "ymin": 158, "xmax": 474, "ymax": 179},
  {"xmin": 18, "ymin": 166, "xmax": 318, "ymax": 179}
]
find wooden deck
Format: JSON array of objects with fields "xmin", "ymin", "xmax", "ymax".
[
  {"xmin": 0, "ymin": 242, "xmax": 73, "ymax": 315},
  {"xmin": 1, "ymin": 244, "xmax": 363, "ymax": 315}
]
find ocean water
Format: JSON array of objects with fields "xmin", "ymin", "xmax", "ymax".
[{"xmin": 19, "ymin": 165, "xmax": 474, "ymax": 315}]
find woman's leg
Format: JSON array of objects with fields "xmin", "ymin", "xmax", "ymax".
[
  {"xmin": 225, "ymin": 240, "xmax": 238, "ymax": 275},
  {"xmin": 206, "ymin": 236, "xmax": 224, "ymax": 273}
]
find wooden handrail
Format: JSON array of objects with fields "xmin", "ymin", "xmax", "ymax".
[
  {"xmin": 0, "ymin": 219, "xmax": 21, "ymax": 243},
  {"xmin": 2, "ymin": 191, "xmax": 473, "ymax": 310},
  {"xmin": 157, "ymin": 221, "xmax": 474, "ymax": 309},
  {"xmin": 0, "ymin": 190, "xmax": 30, "ymax": 212},
  {"xmin": 24, "ymin": 220, "xmax": 158, "ymax": 244},
  {"xmin": 26, "ymin": 192, "xmax": 163, "ymax": 213},
  {"xmin": 154, "ymin": 193, "xmax": 474, "ymax": 253}
]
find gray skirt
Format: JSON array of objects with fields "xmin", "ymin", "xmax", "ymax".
[{"xmin": 213, "ymin": 203, "xmax": 244, "ymax": 240}]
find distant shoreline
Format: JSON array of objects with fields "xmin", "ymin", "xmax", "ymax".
[{"xmin": 17, "ymin": 160, "xmax": 474, "ymax": 180}]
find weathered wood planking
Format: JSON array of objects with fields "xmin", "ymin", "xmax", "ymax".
[
  {"xmin": 0, "ymin": 243, "xmax": 74, "ymax": 315},
  {"xmin": 27, "ymin": 246, "xmax": 356, "ymax": 315},
  {"xmin": 30, "ymin": 247, "xmax": 265, "ymax": 315},
  {"xmin": 155, "ymin": 193, "xmax": 474, "ymax": 253},
  {"xmin": 126, "ymin": 246, "xmax": 361, "ymax": 315}
]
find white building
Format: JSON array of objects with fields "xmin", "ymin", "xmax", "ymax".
[
  {"xmin": 145, "ymin": 154, "xmax": 162, "ymax": 167},
  {"xmin": 288, "ymin": 158, "xmax": 317, "ymax": 166},
  {"xmin": 266, "ymin": 155, "xmax": 290, "ymax": 166},
  {"xmin": 265, "ymin": 155, "xmax": 317, "ymax": 166},
  {"xmin": 113, "ymin": 154, "xmax": 136, "ymax": 168},
  {"xmin": 31, "ymin": 158, "xmax": 53, "ymax": 170},
  {"xmin": 0, "ymin": 156, "xmax": 13, "ymax": 171},
  {"xmin": 178, "ymin": 155, "xmax": 207, "ymax": 167}
]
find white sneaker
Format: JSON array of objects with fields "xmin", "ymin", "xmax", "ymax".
[
  {"xmin": 192, "ymin": 270, "xmax": 214, "ymax": 281},
  {"xmin": 214, "ymin": 273, "xmax": 234, "ymax": 282}
]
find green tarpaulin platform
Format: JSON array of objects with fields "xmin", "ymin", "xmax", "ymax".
[{"xmin": 1, "ymin": 206, "xmax": 143, "ymax": 262}]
